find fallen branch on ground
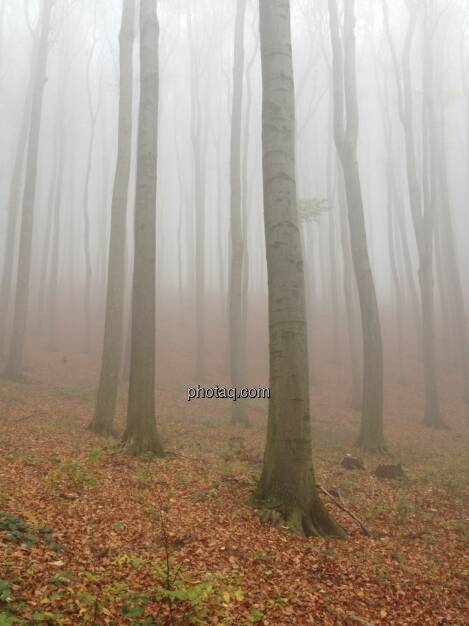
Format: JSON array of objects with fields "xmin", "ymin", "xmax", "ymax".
[{"xmin": 317, "ymin": 483, "xmax": 370, "ymax": 537}]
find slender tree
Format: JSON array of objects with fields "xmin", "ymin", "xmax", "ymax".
[
  {"xmin": 123, "ymin": 0, "xmax": 163, "ymax": 456},
  {"xmin": 90, "ymin": 0, "xmax": 135, "ymax": 437},
  {"xmin": 229, "ymin": 0, "xmax": 248, "ymax": 426},
  {"xmin": 187, "ymin": 5, "xmax": 206, "ymax": 382},
  {"xmin": 256, "ymin": 0, "xmax": 343, "ymax": 538},
  {"xmin": 329, "ymin": 0, "xmax": 386, "ymax": 450},
  {"xmin": 382, "ymin": 0, "xmax": 446, "ymax": 428},
  {"xmin": 82, "ymin": 13, "xmax": 99, "ymax": 353},
  {"xmin": 4, "ymin": 1, "xmax": 53, "ymax": 379}
]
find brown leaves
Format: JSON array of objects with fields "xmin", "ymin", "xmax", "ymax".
[{"xmin": 0, "ymin": 378, "xmax": 468, "ymax": 625}]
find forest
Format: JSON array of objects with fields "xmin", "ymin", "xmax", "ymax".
[{"xmin": 0, "ymin": 0, "xmax": 468, "ymax": 624}]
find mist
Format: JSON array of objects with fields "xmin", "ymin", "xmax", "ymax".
[{"xmin": 0, "ymin": 1, "xmax": 468, "ymax": 624}]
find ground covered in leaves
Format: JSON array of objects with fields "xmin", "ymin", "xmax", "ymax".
[{"xmin": 0, "ymin": 374, "xmax": 468, "ymax": 625}]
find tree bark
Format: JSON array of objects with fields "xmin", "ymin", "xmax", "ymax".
[
  {"xmin": 123, "ymin": 0, "xmax": 164, "ymax": 456},
  {"xmin": 329, "ymin": 0, "xmax": 385, "ymax": 451},
  {"xmin": 229, "ymin": 0, "xmax": 248, "ymax": 426},
  {"xmin": 256, "ymin": 0, "xmax": 343, "ymax": 538},
  {"xmin": 91, "ymin": 0, "xmax": 135, "ymax": 437}
]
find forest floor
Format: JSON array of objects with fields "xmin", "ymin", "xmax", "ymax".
[{"xmin": 0, "ymin": 368, "xmax": 468, "ymax": 625}]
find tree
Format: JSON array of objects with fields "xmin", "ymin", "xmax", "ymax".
[
  {"xmin": 187, "ymin": 4, "xmax": 207, "ymax": 382},
  {"xmin": 4, "ymin": 0, "xmax": 53, "ymax": 379},
  {"xmin": 328, "ymin": 0, "xmax": 386, "ymax": 451},
  {"xmin": 123, "ymin": 0, "xmax": 164, "ymax": 456},
  {"xmin": 382, "ymin": 0, "xmax": 446, "ymax": 428},
  {"xmin": 229, "ymin": 0, "xmax": 248, "ymax": 426},
  {"xmin": 255, "ymin": 0, "xmax": 343, "ymax": 538},
  {"xmin": 90, "ymin": 0, "xmax": 135, "ymax": 437},
  {"xmin": 82, "ymin": 11, "xmax": 100, "ymax": 354}
]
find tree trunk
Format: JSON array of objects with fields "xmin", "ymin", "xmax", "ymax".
[
  {"xmin": 82, "ymin": 24, "xmax": 99, "ymax": 354},
  {"xmin": 435, "ymin": 97, "xmax": 469, "ymax": 402},
  {"xmin": 382, "ymin": 0, "xmax": 445, "ymax": 429},
  {"xmin": 187, "ymin": 7, "xmax": 206, "ymax": 382},
  {"xmin": 229, "ymin": 0, "xmax": 248, "ymax": 426},
  {"xmin": 4, "ymin": 1, "xmax": 52, "ymax": 379},
  {"xmin": 338, "ymin": 173, "xmax": 361, "ymax": 410},
  {"xmin": 329, "ymin": 0, "xmax": 385, "ymax": 451},
  {"xmin": 47, "ymin": 130, "xmax": 65, "ymax": 352},
  {"xmin": 0, "ymin": 81, "xmax": 31, "ymax": 356},
  {"xmin": 91, "ymin": 0, "xmax": 135, "ymax": 437},
  {"xmin": 123, "ymin": 0, "xmax": 164, "ymax": 457},
  {"xmin": 256, "ymin": 0, "xmax": 343, "ymax": 538}
]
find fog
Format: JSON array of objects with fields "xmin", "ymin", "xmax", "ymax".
[
  {"xmin": 2, "ymin": 0, "xmax": 469, "ymax": 422},
  {"xmin": 1, "ymin": 1, "xmax": 469, "ymax": 621}
]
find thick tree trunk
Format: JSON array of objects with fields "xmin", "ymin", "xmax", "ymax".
[
  {"xmin": 329, "ymin": 0, "xmax": 385, "ymax": 451},
  {"xmin": 123, "ymin": 0, "xmax": 163, "ymax": 457},
  {"xmin": 256, "ymin": 0, "xmax": 343, "ymax": 538},
  {"xmin": 4, "ymin": 1, "xmax": 52, "ymax": 379},
  {"xmin": 229, "ymin": 0, "xmax": 248, "ymax": 426},
  {"xmin": 91, "ymin": 0, "xmax": 135, "ymax": 437}
]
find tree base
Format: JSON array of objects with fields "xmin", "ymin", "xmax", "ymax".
[
  {"xmin": 254, "ymin": 486, "xmax": 345, "ymax": 539},
  {"xmin": 122, "ymin": 431, "xmax": 165, "ymax": 457},
  {"xmin": 355, "ymin": 436, "xmax": 387, "ymax": 455},
  {"xmin": 88, "ymin": 419, "xmax": 115, "ymax": 438}
]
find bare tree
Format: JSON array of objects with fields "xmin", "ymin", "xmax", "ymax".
[
  {"xmin": 82, "ymin": 11, "xmax": 100, "ymax": 354},
  {"xmin": 123, "ymin": 0, "xmax": 164, "ymax": 456},
  {"xmin": 91, "ymin": 0, "xmax": 135, "ymax": 437},
  {"xmin": 382, "ymin": 0, "xmax": 446, "ymax": 428},
  {"xmin": 329, "ymin": 0, "xmax": 386, "ymax": 451},
  {"xmin": 255, "ymin": 0, "xmax": 343, "ymax": 538},
  {"xmin": 4, "ymin": 1, "xmax": 53, "ymax": 379},
  {"xmin": 187, "ymin": 5, "xmax": 207, "ymax": 382},
  {"xmin": 229, "ymin": 0, "xmax": 248, "ymax": 426}
]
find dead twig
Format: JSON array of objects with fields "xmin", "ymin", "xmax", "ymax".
[{"xmin": 317, "ymin": 483, "xmax": 370, "ymax": 537}]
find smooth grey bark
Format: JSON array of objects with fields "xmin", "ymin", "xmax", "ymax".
[
  {"xmin": 91, "ymin": 0, "xmax": 135, "ymax": 437},
  {"xmin": 123, "ymin": 0, "xmax": 163, "ymax": 456},
  {"xmin": 256, "ymin": 0, "xmax": 343, "ymax": 538},
  {"xmin": 4, "ymin": 1, "xmax": 52, "ymax": 379},
  {"xmin": 229, "ymin": 0, "xmax": 248, "ymax": 426},
  {"xmin": 329, "ymin": 0, "xmax": 385, "ymax": 450}
]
